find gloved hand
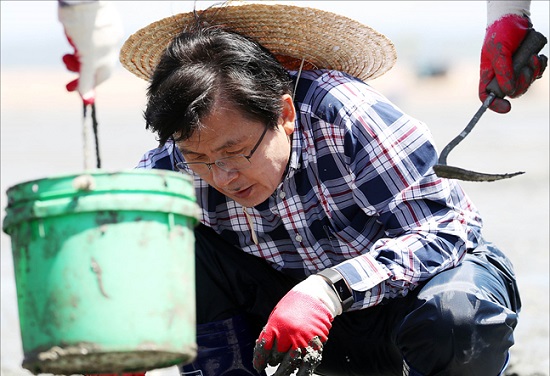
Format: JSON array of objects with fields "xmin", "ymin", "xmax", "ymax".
[
  {"xmin": 479, "ymin": 13, "xmax": 547, "ymax": 113},
  {"xmin": 58, "ymin": 1, "xmax": 123, "ymax": 105},
  {"xmin": 253, "ymin": 274, "xmax": 343, "ymax": 376}
]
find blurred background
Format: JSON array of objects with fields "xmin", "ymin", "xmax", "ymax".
[{"xmin": 2, "ymin": 1, "xmax": 549, "ymax": 375}]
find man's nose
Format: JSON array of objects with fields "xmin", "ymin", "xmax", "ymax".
[{"xmin": 210, "ymin": 166, "xmax": 239, "ymax": 188}]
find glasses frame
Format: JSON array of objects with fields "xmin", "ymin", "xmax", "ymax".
[{"xmin": 176, "ymin": 126, "xmax": 269, "ymax": 176}]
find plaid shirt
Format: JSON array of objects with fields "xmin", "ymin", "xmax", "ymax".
[{"xmin": 137, "ymin": 70, "xmax": 483, "ymax": 310}]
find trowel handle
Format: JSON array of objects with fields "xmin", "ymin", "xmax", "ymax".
[{"xmin": 486, "ymin": 29, "xmax": 548, "ymax": 98}]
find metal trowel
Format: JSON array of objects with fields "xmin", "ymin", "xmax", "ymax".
[{"xmin": 433, "ymin": 29, "xmax": 548, "ymax": 182}]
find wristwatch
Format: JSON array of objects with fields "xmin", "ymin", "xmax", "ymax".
[{"xmin": 318, "ymin": 268, "xmax": 354, "ymax": 311}]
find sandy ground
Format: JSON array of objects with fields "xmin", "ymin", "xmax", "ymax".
[{"xmin": 1, "ymin": 63, "xmax": 548, "ymax": 376}]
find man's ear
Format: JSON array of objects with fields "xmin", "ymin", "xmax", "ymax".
[{"xmin": 280, "ymin": 94, "xmax": 296, "ymax": 135}]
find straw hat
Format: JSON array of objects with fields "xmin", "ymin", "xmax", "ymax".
[{"xmin": 119, "ymin": 1, "xmax": 397, "ymax": 82}]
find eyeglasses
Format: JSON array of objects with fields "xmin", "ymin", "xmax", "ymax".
[{"xmin": 175, "ymin": 126, "xmax": 268, "ymax": 176}]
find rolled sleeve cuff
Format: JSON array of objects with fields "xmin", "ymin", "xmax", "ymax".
[{"xmin": 333, "ymin": 252, "xmax": 391, "ymax": 309}]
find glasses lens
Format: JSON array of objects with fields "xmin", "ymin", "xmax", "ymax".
[
  {"xmin": 176, "ymin": 162, "xmax": 208, "ymax": 176},
  {"xmin": 216, "ymin": 155, "xmax": 252, "ymax": 172},
  {"xmin": 177, "ymin": 155, "xmax": 252, "ymax": 176}
]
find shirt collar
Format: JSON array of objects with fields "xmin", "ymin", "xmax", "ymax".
[{"xmin": 286, "ymin": 119, "xmax": 303, "ymax": 179}]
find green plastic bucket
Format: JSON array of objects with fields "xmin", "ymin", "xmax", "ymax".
[{"xmin": 2, "ymin": 169, "xmax": 200, "ymax": 374}]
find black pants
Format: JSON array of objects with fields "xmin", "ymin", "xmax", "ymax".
[{"xmin": 193, "ymin": 224, "xmax": 521, "ymax": 376}]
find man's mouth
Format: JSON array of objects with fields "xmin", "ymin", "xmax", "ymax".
[{"xmin": 230, "ymin": 185, "xmax": 253, "ymax": 199}]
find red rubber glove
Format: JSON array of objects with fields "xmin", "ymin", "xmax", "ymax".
[
  {"xmin": 253, "ymin": 275, "xmax": 343, "ymax": 376},
  {"xmin": 58, "ymin": 1, "xmax": 123, "ymax": 105},
  {"xmin": 479, "ymin": 14, "xmax": 547, "ymax": 113}
]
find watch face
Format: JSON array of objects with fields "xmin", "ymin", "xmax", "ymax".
[
  {"xmin": 333, "ymin": 278, "xmax": 353, "ymax": 301},
  {"xmin": 318, "ymin": 268, "xmax": 354, "ymax": 310}
]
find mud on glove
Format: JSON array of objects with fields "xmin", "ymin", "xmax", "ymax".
[
  {"xmin": 58, "ymin": 1, "xmax": 123, "ymax": 105},
  {"xmin": 480, "ymin": 2, "xmax": 547, "ymax": 113},
  {"xmin": 253, "ymin": 274, "xmax": 344, "ymax": 376}
]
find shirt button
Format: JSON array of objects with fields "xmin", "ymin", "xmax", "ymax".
[
  {"xmin": 279, "ymin": 191, "xmax": 286, "ymax": 199},
  {"xmin": 295, "ymin": 234, "xmax": 303, "ymax": 242}
]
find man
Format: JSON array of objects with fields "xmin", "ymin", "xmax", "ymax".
[{"xmin": 119, "ymin": 3, "xmax": 539, "ymax": 375}]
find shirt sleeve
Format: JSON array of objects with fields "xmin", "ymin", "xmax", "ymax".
[
  {"xmin": 487, "ymin": 0, "xmax": 530, "ymax": 26},
  {"xmin": 316, "ymin": 73, "xmax": 483, "ymax": 310},
  {"xmin": 135, "ymin": 142, "xmax": 179, "ymax": 171}
]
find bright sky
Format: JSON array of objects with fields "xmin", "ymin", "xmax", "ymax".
[{"xmin": 1, "ymin": 1, "xmax": 548, "ymax": 68}]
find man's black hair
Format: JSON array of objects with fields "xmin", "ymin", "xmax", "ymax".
[{"xmin": 144, "ymin": 22, "xmax": 294, "ymax": 146}]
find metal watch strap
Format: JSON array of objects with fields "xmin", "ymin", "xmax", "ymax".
[{"xmin": 318, "ymin": 268, "xmax": 354, "ymax": 311}]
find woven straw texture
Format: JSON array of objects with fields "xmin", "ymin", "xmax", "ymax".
[{"xmin": 119, "ymin": 3, "xmax": 397, "ymax": 82}]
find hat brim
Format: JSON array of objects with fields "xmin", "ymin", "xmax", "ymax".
[{"xmin": 119, "ymin": 2, "xmax": 397, "ymax": 82}]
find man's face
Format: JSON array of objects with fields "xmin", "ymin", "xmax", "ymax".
[{"xmin": 176, "ymin": 95, "xmax": 296, "ymax": 207}]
